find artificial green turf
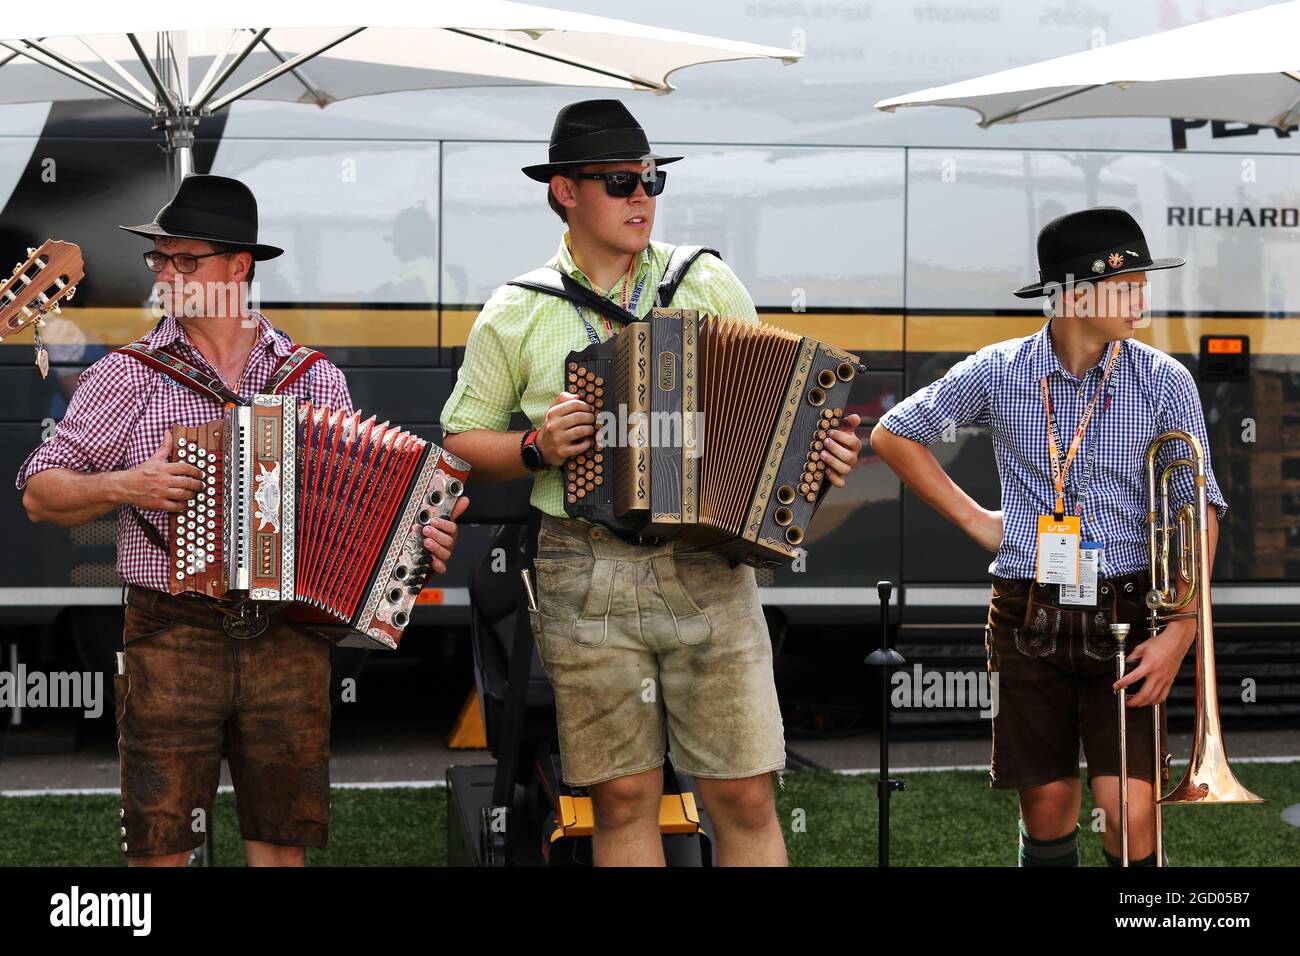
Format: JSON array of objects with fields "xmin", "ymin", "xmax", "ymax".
[{"xmin": 2, "ymin": 762, "xmax": 1296, "ymax": 866}]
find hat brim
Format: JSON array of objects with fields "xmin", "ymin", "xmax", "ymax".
[
  {"xmin": 118, "ymin": 222, "xmax": 284, "ymax": 261},
  {"xmin": 1013, "ymin": 257, "xmax": 1185, "ymax": 298},
  {"xmin": 523, "ymin": 152, "xmax": 683, "ymax": 183}
]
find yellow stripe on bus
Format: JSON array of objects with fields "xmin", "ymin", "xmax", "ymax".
[
  {"xmin": 1, "ymin": 307, "xmax": 439, "ymax": 349},
  {"xmin": 442, "ymin": 309, "xmax": 903, "ymax": 353},
  {"xmin": 8, "ymin": 308, "xmax": 1300, "ymax": 356},
  {"xmin": 905, "ymin": 315, "xmax": 1300, "ymax": 355}
]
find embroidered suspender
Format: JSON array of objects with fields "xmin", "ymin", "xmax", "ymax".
[{"xmin": 114, "ymin": 341, "xmax": 324, "ymax": 406}]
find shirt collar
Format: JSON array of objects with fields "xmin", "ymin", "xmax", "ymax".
[
  {"xmin": 1031, "ymin": 316, "xmax": 1118, "ymax": 382},
  {"xmin": 548, "ymin": 229, "xmax": 652, "ymax": 295},
  {"xmin": 147, "ymin": 311, "xmax": 290, "ymax": 360}
]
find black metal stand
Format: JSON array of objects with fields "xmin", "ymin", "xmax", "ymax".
[{"xmin": 864, "ymin": 580, "xmax": 906, "ymax": 867}]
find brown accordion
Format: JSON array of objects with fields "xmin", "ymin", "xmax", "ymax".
[
  {"xmin": 166, "ymin": 395, "xmax": 469, "ymax": 649},
  {"xmin": 563, "ymin": 308, "xmax": 862, "ymax": 567}
]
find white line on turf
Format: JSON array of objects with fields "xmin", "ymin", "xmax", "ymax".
[{"xmin": 2, "ymin": 757, "xmax": 1296, "ymax": 797}]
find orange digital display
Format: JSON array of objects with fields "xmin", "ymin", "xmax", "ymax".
[
  {"xmin": 416, "ymin": 588, "xmax": 444, "ymax": 605},
  {"xmin": 1206, "ymin": 337, "xmax": 1244, "ymax": 354}
]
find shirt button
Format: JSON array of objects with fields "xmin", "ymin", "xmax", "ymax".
[{"xmin": 589, "ymin": 527, "xmax": 605, "ymax": 541}]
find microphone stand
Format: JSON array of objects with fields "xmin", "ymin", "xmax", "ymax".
[{"xmin": 865, "ymin": 580, "xmax": 906, "ymax": 867}]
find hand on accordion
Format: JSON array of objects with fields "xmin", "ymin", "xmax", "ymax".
[
  {"xmin": 419, "ymin": 494, "xmax": 470, "ymax": 580},
  {"xmin": 120, "ymin": 430, "xmax": 205, "ymax": 513},
  {"xmin": 539, "ymin": 391, "xmax": 596, "ymax": 466},
  {"xmin": 820, "ymin": 413, "xmax": 862, "ymax": 488}
]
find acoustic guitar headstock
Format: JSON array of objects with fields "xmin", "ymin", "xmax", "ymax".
[{"xmin": 0, "ymin": 240, "xmax": 85, "ymax": 378}]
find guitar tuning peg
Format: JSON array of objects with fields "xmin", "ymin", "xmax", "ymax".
[
  {"xmin": 25, "ymin": 247, "xmax": 34, "ymax": 256},
  {"xmin": 66, "ymin": 286, "xmax": 75, "ymax": 300},
  {"xmin": 36, "ymin": 318, "xmax": 46, "ymax": 328},
  {"xmin": 51, "ymin": 302, "xmax": 60, "ymax": 313},
  {"xmin": 12, "ymin": 263, "xmax": 21, "ymax": 275}
]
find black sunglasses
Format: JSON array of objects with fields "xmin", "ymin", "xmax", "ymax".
[
  {"xmin": 572, "ymin": 169, "xmax": 667, "ymax": 198},
  {"xmin": 143, "ymin": 250, "xmax": 233, "ymax": 274}
]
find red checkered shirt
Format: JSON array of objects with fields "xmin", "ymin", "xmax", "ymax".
[{"xmin": 15, "ymin": 313, "xmax": 353, "ymax": 592}]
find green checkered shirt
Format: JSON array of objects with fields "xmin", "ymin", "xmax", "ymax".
[{"xmin": 440, "ymin": 231, "xmax": 759, "ymax": 517}]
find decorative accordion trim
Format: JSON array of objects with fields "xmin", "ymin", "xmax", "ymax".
[
  {"xmin": 745, "ymin": 337, "xmax": 816, "ymax": 542},
  {"xmin": 354, "ymin": 446, "xmax": 439, "ymax": 634},
  {"xmin": 279, "ymin": 395, "xmax": 297, "ymax": 603}
]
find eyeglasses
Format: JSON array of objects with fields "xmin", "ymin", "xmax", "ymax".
[
  {"xmin": 143, "ymin": 250, "xmax": 232, "ymax": 274},
  {"xmin": 572, "ymin": 169, "xmax": 667, "ymax": 198}
]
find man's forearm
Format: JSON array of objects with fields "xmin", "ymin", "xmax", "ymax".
[
  {"xmin": 442, "ymin": 429, "xmax": 530, "ymax": 482},
  {"xmin": 871, "ymin": 424, "xmax": 985, "ymax": 534},
  {"xmin": 23, "ymin": 468, "xmax": 125, "ymax": 527}
]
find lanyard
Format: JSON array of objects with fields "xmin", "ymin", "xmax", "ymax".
[
  {"xmin": 575, "ymin": 269, "xmax": 648, "ymax": 345},
  {"xmin": 1040, "ymin": 340, "xmax": 1121, "ymax": 520}
]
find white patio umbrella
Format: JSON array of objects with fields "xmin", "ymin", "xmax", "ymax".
[
  {"xmin": 0, "ymin": 0, "xmax": 800, "ymax": 184},
  {"xmin": 874, "ymin": 0, "xmax": 1300, "ymax": 131}
]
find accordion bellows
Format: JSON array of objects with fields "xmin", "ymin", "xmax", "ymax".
[
  {"xmin": 564, "ymin": 308, "xmax": 862, "ymax": 566},
  {"xmin": 168, "ymin": 395, "xmax": 469, "ymax": 649}
]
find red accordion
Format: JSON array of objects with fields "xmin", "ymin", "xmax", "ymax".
[{"xmin": 167, "ymin": 394, "xmax": 469, "ymax": 649}]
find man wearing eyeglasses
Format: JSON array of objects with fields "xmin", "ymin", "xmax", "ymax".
[
  {"xmin": 440, "ymin": 100, "xmax": 862, "ymax": 867},
  {"xmin": 17, "ymin": 174, "xmax": 466, "ymax": 867}
]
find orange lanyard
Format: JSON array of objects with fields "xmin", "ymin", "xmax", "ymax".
[{"xmin": 1040, "ymin": 341, "xmax": 1121, "ymax": 519}]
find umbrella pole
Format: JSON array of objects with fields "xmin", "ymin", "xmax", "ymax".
[{"xmin": 155, "ymin": 32, "xmax": 195, "ymax": 189}]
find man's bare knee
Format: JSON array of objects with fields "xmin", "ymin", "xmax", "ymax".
[
  {"xmin": 697, "ymin": 775, "xmax": 778, "ymax": 832},
  {"xmin": 1019, "ymin": 779, "xmax": 1080, "ymax": 840},
  {"xmin": 590, "ymin": 770, "xmax": 662, "ymax": 829}
]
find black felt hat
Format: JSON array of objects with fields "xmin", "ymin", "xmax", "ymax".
[
  {"xmin": 1014, "ymin": 206, "xmax": 1183, "ymax": 298},
  {"xmin": 522, "ymin": 99, "xmax": 682, "ymax": 182},
  {"xmin": 119, "ymin": 174, "xmax": 283, "ymax": 260}
]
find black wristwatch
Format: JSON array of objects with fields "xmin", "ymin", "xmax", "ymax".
[{"xmin": 520, "ymin": 428, "xmax": 548, "ymax": 472}]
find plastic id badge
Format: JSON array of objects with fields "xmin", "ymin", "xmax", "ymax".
[
  {"xmin": 1036, "ymin": 515, "xmax": 1080, "ymax": 585},
  {"xmin": 1059, "ymin": 542, "xmax": 1103, "ymax": 606}
]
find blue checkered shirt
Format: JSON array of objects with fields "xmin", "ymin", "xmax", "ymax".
[{"xmin": 877, "ymin": 317, "xmax": 1228, "ymax": 580}]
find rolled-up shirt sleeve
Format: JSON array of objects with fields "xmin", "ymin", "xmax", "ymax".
[
  {"xmin": 15, "ymin": 355, "xmax": 146, "ymax": 491},
  {"xmin": 440, "ymin": 297, "xmax": 521, "ymax": 436},
  {"xmin": 1156, "ymin": 362, "xmax": 1228, "ymax": 522},
  {"xmin": 876, "ymin": 347, "xmax": 998, "ymax": 446}
]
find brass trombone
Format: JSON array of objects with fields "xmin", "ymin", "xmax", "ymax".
[{"xmin": 1110, "ymin": 429, "xmax": 1264, "ymax": 867}]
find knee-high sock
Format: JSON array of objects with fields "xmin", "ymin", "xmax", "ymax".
[{"xmin": 1018, "ymin": 819, "xmax": 1079, "ymax": 867}]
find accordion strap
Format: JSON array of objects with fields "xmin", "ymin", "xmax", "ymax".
[
  {"xmin": 114, "ymin": 341, "xmax": 244, "ymax": 406},
  {"xmin": 505, "ymin": 244, "xmax": 722, "ymax": 322},
  {"xmin": 114, "ymin": 341, "xmax": 325, "ymax": 405},
  {"xmin": 654, "ymin": 245, "xmax": 719, "ymax": 307},
  {"xmin": 508, "ymin": 269, "xmax": 638, "ymax": 326},
  {"xmin": 265, "ymin": 345, "xmax": 325, "ymax": 394}
]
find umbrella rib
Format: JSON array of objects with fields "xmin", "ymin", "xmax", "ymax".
[
  {"xmin": 1, "ymin": 40, "xmax": 153, "ymax": 113},
  {"xmin": 444, "ymin": 28, "xmax": 661, "ymax": 91},
  {"xmin": 126, "ymin": 33, "xmax": 178, "ymax": 114},
  {"xmin": 983, "ymin": 84, "xmax": 1102, "ymax": 126},
  {"xmin": 189, "ymin": 29, "xmax": 242, "ymax": 110},
  {"xmin": 77, "ymin": 35, "xmax": 157, "ymax": 103},
  {"xmin": 191, "ymin": 28, "xmax": 269, "ymax": 111},
  {"xmin": 207, "ymin": 28, "xmax": 365, "ymax": 112},
  {"xmin": 256, "ymin": 34, "xmax": 333, "ymax": 107},
  {"xmin": 1272, "ymin": 72, "xmax": 1300, "ymax": 128}
]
